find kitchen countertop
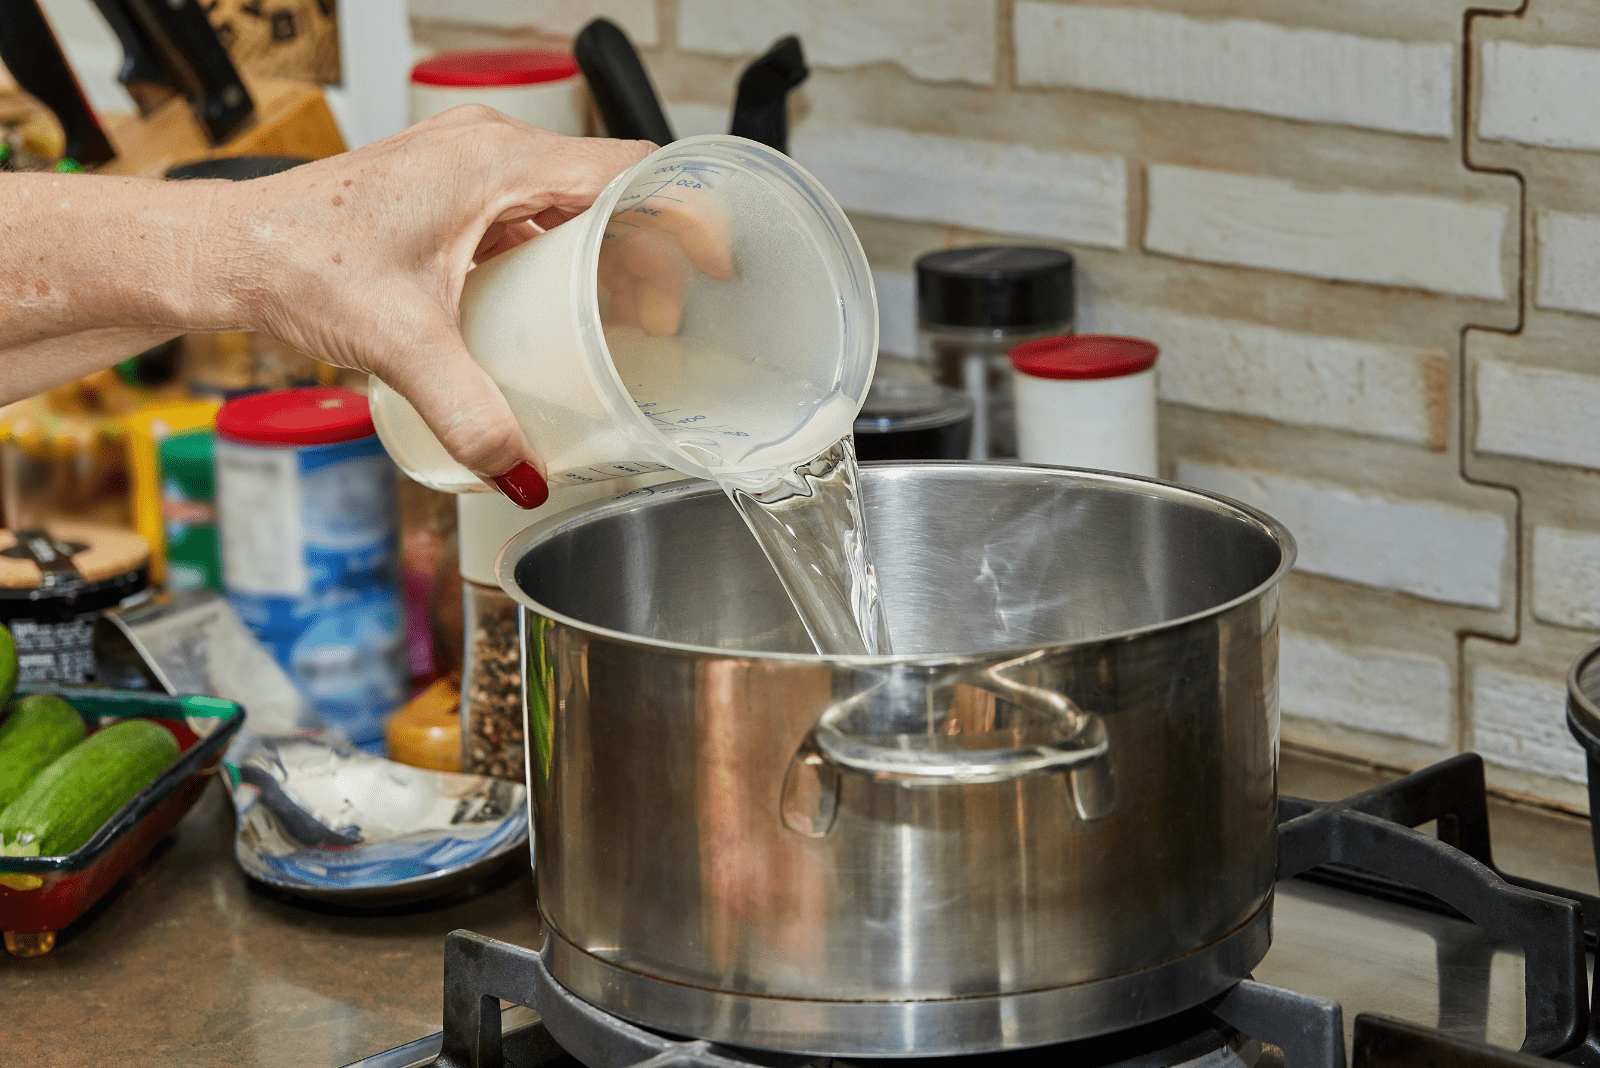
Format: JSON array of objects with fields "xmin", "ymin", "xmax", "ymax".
[
  {"xmin": 3, "ymin": 778, "xmax": 542, "ymax": 1068},
  {"xmin": 5, "ymin": 748, "xmax": 1594, "ymax": 1068}
]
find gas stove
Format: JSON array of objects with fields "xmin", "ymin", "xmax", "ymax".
[{"xmin": 343, "ymin": 748, "xmax": 1600, "ymax": 1068}]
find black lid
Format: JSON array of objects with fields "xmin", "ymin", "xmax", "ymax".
[
  {"xmin": 916, "ymin": 246, "xmax": 1074, "ymax": 329},
  {"xmin": 854, "ymin": 376, "xmax": 974, "ymax": 434},
  {"xmin": 164, "ymin": 155, "xmax": 311, "ymax": 181}
]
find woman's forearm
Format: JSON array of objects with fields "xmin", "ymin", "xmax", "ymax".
[
  {"xmin": 0, "ymin": 112, "xmax": 652, "ymax": 506},
  {"xmin": 0, "ymin": 173, "xmax": 248, "ymax": 400}
]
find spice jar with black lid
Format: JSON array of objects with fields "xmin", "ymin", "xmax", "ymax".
[{"xmin": 916, "ymin": 246, "xmax": 1075, "ymax": 460}]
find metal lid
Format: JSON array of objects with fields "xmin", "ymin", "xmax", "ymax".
[
  {"xmin": 853, "ymin": 377, "xmax": 975, "ymax": 434},
  {"xmin": 412, "ymin": 50, "xmax": 579, "ymax": 87},
  {"xmin": 916, "ymin": 246, "xmax": 1074, "ymax": 329},
  {"xmin": 1010, "ymin": 335, "xmax": 1158, "ymax": 381},
  {"xmin": 217, "ymin": 388, "xmax": 373, "ymax": 448},
  {"xmin": 1566, "ymin": 640, "xmax": 1600, "ymax": 750}
]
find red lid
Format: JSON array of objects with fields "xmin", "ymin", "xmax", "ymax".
[
  {"xmin": 217, "ymin": 388, "xmax": 375, "ymax": 447},
  {"xmin": 411, "ymin": 50, "xmax": 579, "ymax": 88},
  {"xmin": 1009, "ymin": 335, "xmax": 1159, "ymax": 381}
]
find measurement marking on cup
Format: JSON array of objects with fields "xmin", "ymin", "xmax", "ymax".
[{"xmin": 639, "ymin": 402, "xmax": 748, "ymax": 439}]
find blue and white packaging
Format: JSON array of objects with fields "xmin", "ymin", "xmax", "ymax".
[{"xmin": 216, "ymin": 389, "xmax": 406, "ymax": 751}]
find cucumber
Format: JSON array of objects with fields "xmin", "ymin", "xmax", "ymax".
[
  {"xmin": 0, "ymin": 719, "xmax": 180, "ymax": 857},
  {"xmin": 0, "ymin": 694, "xmax": 88, "ymax": 810},
  {"xmin": 0, "ymin": 623, "xmax": 15, "ymax": 711}
]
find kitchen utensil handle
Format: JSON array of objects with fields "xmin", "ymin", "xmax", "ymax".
[
  {"xmin": 728, "ymin": 35, "xmax": 807, "ymax": 154},
  {"xmin": 89, "ymin": 0, "xmax": 177, "ymax": 115},
  {"xmin": 810, "ymin": 682, "xmax": 1109, "ymax": 785},
  {"xmin": 573, "ymin": 18, "xmax": 674, "ymax": 144},
  {"xmin": 121, "ymin": 0, "xmax": 254, "ymax": 145},
  {"xmin": 0, "ymin": 0, "xmax": 116, "ymax": 167}
]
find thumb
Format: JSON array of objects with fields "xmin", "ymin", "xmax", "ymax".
[{"xmin": 376, "ymin": 324, "xmax": 549, "ymax": 510}]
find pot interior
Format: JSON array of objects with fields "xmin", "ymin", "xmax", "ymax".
[{"xmin": 510, "ymin": 462, "xmax": 1292, "ymax": 657}]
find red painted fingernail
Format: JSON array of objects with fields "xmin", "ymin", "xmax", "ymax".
[{"xmin": 490, "ymin": 461, "xmax": 549, "ymax": 509}]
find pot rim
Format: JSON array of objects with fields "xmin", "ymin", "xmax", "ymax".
[{"xmin": 494, "ymin": 460, "xmax": 1299, "ymax": 665}]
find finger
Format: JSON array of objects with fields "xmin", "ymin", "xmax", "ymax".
[
  {"xmin": 491, "ymin": 133, "xmax": 654, "ymax": 226},
  {"xmin": 650, "ymin": 198, "xmax": 734, "ymax": 281},
  {"xmin": 376, "ymin": 315, "xmax": 549, "ymax": 508},
  {"xmin": 605, "ymin": 273, "xmax": 643, "ymax": 331},
  {"xmin": 621, "ymin": 232, "xmax": 690, "ymax": 336}
]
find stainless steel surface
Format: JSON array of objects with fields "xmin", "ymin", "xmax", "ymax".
[
  {"xmin": 498, "ymin": 462, "xmax": 1295, "ymax": 1055},
  {"xmin": 541, "ymin": 912, "xmax": 1270, "ymax": 1057}
]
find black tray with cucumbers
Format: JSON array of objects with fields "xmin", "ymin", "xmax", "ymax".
[{"xmin": 0, "ymin": 622, "xmax": 246, "ymax": 957}]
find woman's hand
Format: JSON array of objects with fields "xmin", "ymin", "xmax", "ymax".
[
  {"xmin": 0, "ymin": 106, "xmax": 652, "ymax": 509},
  {"xmin": 228, "ymin": 107, "xmax": 653, "ymax": 507}
]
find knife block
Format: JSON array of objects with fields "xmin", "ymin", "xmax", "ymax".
[{"xmin": 98, "ymin": 74, "xmax": 345, "ymax": 176}]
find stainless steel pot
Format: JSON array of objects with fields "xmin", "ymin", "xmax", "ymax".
[{"xmin": 498, "ymin": 462, "xmax": 1295, "ymax": 1057}]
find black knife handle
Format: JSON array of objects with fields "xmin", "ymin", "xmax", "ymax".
[
  {"xmin": 89, "ymin": 0, "xmax": 180, "ymax": 114},
  {"xmin": 729, "ymin": 36, "xmax": 807, "ymax": 154},
  {"xmin": 122, "ymin": 0, "xmax": 254, "ymax": 145},
  {"xmin": 573, "ymin": 18, "xmax": 674, "ymax": 145},
  {"xmin": 0, "ymin": 0, "xmax": 117, "ymax": 166}
]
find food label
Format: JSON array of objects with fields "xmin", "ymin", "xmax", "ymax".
[
  {"xmin": 9, "ymin": 615, "xmax": 97, "ymax": 683},
  {"xmin": 216, "ymin": 443, "xmax": 306, "ymax": 596}
]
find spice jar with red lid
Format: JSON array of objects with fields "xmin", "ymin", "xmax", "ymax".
[
  {"xmin": 410, "ymin": 50, "xmax": 584, "ymax": 134},
  {"xmin": 1009, "ymin": 335, "xmax": 1159, "ymax": 477}
]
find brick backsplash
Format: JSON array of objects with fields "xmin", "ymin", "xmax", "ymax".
[
  {"xmin": 792, "ymin": 124, "xmax": 1128, "ymax": 248},
  {"xmin": 1478, "ymin": 41, "xmax": 1600, "ymax": 151},
  {"xmin": 1534, "ymin": 208, "xmax": 1600, "ymax": 315},
  {"xmin": 1078, "ymin": 303, "xmax": 1449, "ymax": 448},
  {"xmin": 1013, "ymin": 4, "xmax": 1456, "ymax": 137},
  {"xmin": 678, "ymin": 0, "xmax": 999, "ymax": 86},
  {"xmin": 1145, "ymin": 164, "xmax": 1512, "ymax": 298},
  {"xmin": 1175, "ymin": 460, "xmax": 1512, "ymax": 609},
  {"xmin": 409, "ymin": 0, "xmax": 1600, "ymax": 811},
  {"xmin": 1280, "ymin": 631, "xmax": 1454, "ymax": 747}
]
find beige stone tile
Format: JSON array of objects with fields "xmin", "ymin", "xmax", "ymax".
[
  {"xmin": 1015, "ymin": 3, "xmax": 1455, "ymax": 136},
  {"xmin": 677, "ymin": 0, "xmax": 998, "ymax": 86}
]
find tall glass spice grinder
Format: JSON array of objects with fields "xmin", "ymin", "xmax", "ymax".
[
  {"xmin": 916, "ymin": 246, "xmax": 1075, "ymax": 459},
  {"xmin": 457, "ymin": 493, "xmax": 526, "ymax": 779},
  {"xmin": 456, "ymin": 471, "xmax": 680, "ymax": 778}
]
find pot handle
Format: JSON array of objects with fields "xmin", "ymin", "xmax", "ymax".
[{"xmin": 809, "ymin": 663, "xmax": 1110, "ymax": 787}]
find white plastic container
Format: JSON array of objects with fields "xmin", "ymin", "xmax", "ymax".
[
  {"xmin": 410, "ymin": 50, "xmax": 585, "ymax": 134},
  {"xmin": 1009, "ymin": 335, "xmax": 1159, "ymax": 477},
  {"xmin": 370, "ymin": 135, "xmax": 878, "ymax": 494}
]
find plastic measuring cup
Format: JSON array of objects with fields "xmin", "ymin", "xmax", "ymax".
[{"xmin": 370, "ymin": 135, "xmax": 878, "ymax": 493}]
